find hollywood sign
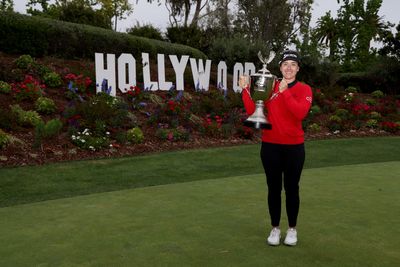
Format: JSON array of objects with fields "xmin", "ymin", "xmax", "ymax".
[{"xmin": 95, "ymin": 53, "xmax": 256, "ymax": 96}]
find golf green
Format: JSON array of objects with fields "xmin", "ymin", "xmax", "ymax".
[{"xmin": 1, "ymin": 161, "xmax": 399, "ymax": 267}]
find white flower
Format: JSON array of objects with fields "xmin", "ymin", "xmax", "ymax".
[{"xmin": 106, "ymin": 132, "xmax": 110, "ymax": 135}]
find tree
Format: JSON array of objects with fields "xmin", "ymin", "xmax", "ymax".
[
  {"xmin": 27, "ymin": 0, "xmax": 134, "ymax": 31},
  {"xmin": 0, "ymin": 0, "xmax": 13, "ymax": 11},
  {"xmin": 333, "ymin": 0, "xmax": 392, "ymax": 71},
  {"xmin": 379, "ymin": 22, "xmax": 400, "ymax": 60},
  {"xmin": 202, "ymin": 0, "xmax": 234, "ymax": 37},
  {"xmin": 349, "ymin": 0, "xmax": 392, "ymax": 69},
  {"xmin": 235, "ymin": 0, "xmax": 313, "ymax": 53},
  {"xmin": 98, "ymin": 0, "xmax": 133, "ymax": 31},
  {"xmin": 313, "ymin": 11, "xmax": 339, "ymax": 61}
]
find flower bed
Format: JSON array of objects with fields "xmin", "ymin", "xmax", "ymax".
[{"xmin": 0, "ymin": 53, "xmax": 399, "ymax": 167}]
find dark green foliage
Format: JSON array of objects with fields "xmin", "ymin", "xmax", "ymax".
[
  {"xmin": 33, "ymin": 118, "xmax": 63, "ymax": 149},
  {"xmin": 43, "ymin": 72, "xmax": 62, "ymax": 88},
  {"xmin": 35, "ymin": 96, "xmax": 57, "ymax": 114},
  {"xmin": 127, "ymin": 24, "xmax": 164, "ymax": 41},
  {"xmin": 208, "ymin": 36, "xmax": 268, "ymax": 71},
  {"xmin": 336, "ymin": 56, "xmax": 400, "ymax": 95},
  {"xmin": 0, "ymin": 107, "xmax": 19, "ymax": 131},
  {"xmin": 0, "ymin": 12, "xmax": 206, "ymax": 60}
]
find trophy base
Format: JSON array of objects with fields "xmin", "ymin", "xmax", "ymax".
[{"xmin": 243, "ymin": 120, "xmax": 272, "ymax": 130}]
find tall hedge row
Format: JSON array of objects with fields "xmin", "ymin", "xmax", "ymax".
[{"xmin": 0, "ymin": 12, "xmax": 206, "ymax": 60}]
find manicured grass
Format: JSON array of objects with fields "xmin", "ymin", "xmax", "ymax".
[
  {"xmin": 0, "ymin": 161, "xmax": 399, "ymax": 267},
  {"xmin": 1, "ymin": 136, "xmax": 399, "ymax": 207}
]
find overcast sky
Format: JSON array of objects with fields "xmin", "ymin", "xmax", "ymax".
[{"xmin": 13, "ymin": 0, "xmax": 400, "ymax": 32}]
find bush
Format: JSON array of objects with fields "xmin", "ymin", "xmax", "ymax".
[
  {"xmin": 369, "ymin": 111, "xmax": 382, "ymax": 120},
  {"xmin": 43, "ymin": 72, "xmax": 63, "ymax": 88},
  {"xmin": 380, "ymin": 121, "xmax": 399, "ymax": 133},
  {"xmin": 0, "ymin": 107, "xmax": 18, "ymax": 130},
  {"xmin": 0, "ymin": 12, "xmax": 206, "ymax": 60},
  {"xmin": 371, "ymin": 90, "xmax": 384, "ymax": 98},
  {"xmin": 33, "ymin": 119, "xmax": 63, "ymax": 148},
  {"xmin": 156, "ymin": 126, "xmax": 189, "ymax": 142},
  {"xmin": 335, "ymin": 108, "xmax": 349, "ymax": 120},
  {"xmin": 11, "ymin": 104, "xmax": 42, "ymax": 127},
  {"xmin": 308, "ymin": 123, "xmax": 321, "ymax": 133},
  {"xmin": 14, "ymin": 54, "xmax": 34, "ymax": 69},
  {"xmin": 345, "ymin": 86, "xmax": 358, "ymax": 93},
  {"xmin": 0, "ymin": 81, "xmax": 11, "ymax": 94},
  {"xmin": 0, "ymin": 129, "xmax": 10, "ymax": 149},
  {"xmin": 127, "ymin": 24, "xmax": 164, "ymax": 41},
  {"xmin": 365, "ymin": 119, "xmax": 378, "ymax": 129},
  {"xmin": 35, "ymin": 96, "xmax": 57, "ymax": 114},
  {"xmin": 12, "ymin": 75, "xmax": 44, "ymax": 101},
  {"xmin": 126, "ymin": 127, "xmax": 144, "ymax": 144},
  {"xmin": 71, "ymin": 128, "xmax": 110, "ymax": 151}
]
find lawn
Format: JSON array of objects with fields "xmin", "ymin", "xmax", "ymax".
[
  {"xmin": 0, "ymin": 161, "xmax": 399, "ymax": 266},
  {"xmin": 0, "ymin": 137, "xmax": 399, "ymax": 266},
  {"xmin": 1, "ymin": 136, "xmax": 399, "ymax": 207}
]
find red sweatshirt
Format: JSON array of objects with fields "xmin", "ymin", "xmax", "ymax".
[{"xmin": 242, "ymin": 80, "xmax": 313, "ymax": 144}]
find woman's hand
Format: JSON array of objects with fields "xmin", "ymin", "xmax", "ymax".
[{"xmin": 279, "ymin": 79, "xmax": 288, "ymax": 93}]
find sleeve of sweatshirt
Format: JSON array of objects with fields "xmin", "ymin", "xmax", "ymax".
[
  {"xmin": 281, "ymin": 84, "xmax": 313, "ymax": 120},
  {"xmin": 241, "ymin": 86, "xmax": 256, "ymax": 115}
]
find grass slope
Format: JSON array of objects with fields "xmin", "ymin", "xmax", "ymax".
[
  {"xmin": 1, "ymin": 136, "xmax": 399, "ymax": 207},
  {"xmin": 0, "ymin": 161, "xmax": 399, "ymax": 267}
]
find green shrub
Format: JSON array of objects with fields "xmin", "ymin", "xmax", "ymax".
[
  {"xmin": 366, "ymin": 119, "xmax": 378, "ymax": 128},
  {"xmin": 126, "ymin": 127, "xmax": 144, "ymax": 144},
  {"xmin": 156, "ymin": 127, "xmax": 189, "ymax": 142},
  {"xmin": 127, "ymin": 24, "xmax": 164, "ymax": 41},
  {"xmin": 328, "ymin": 115, "xmax": 343, "ymax": 131},
  {"xmin": 33, "ymin": 119, "xmax": 63, "ymax": 148},
  {"xmin": 75, "ymin": 93, "xmax": 129, "ymax": 133},
  {"xmin": 308, "ymin": 123, "xmax": 321, "ymax": 133},
  {"xmin": 43, "ymin": 72, "xmax": 63, "ymax": 88},
  {"xmin": 11, "ymin": 104, "xmax": 42, "ymax": 127},
  {"xmin": 0, "ymin": 81, "xmax": 11, "ymax": 94},
  {"xmin": 14, "ymin": 54, "xmax": 34, "ymax": 69},
  {"xmin": 345, "ymin": 86, "xmax": 358, "ymax": 93},
  {"xmin": 365, "ymin": 98, "xmax": 377, "ymax": 106},
  {"xmin": 35, "ymin": 96, "xmax": 57, "ymax": 114},
  {"xmin": 0, "ymin": 129, "xmax": 10, "ymax": 149},
  {"xmin": 335, "ymin": 108, "xmax": 349, "ymax": 120},
  {"xmin": 369, "ymin": 111, "xmax": 381, "ymax": 120},
  {"xmin": 71, "ymin": 128, "xmax": 110, "ymax": 151},
  {"xmin": 371, "ymin": 90, "xmax": 384, "ymax": 98},
  {"xmin": 329, "ymin": 115, "xmax": 342, "ymax": 123},
  {"xmin": 0, "ymin": 107, "xmax": 18, "ymax": 130},
  {"xmin": 0, "ymin": 12, "xmax": 206, "ymax": 60},
  {"xmin": 309, "ymin": 105, "xmax": 321, "ymax": 115},
  {"xmin": 43, "ymin": 119, "xmax": 63, "ymax": 137}
]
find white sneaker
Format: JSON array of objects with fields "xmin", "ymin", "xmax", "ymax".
[
  {"xmin": 267, "ymin": 227, "xmax": 281, "ymax": 246},
  {"xmin": 284, "ymin": 228, "xmax": 297, "ymax": 246}
]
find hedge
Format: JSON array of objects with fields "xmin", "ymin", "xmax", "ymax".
[{"xmin": 0, "ymin": 12, "xmax": 206, "ymax": 60}]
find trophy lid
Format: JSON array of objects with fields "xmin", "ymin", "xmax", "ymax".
[{"xmin": 251, "ymin": 51, "xmax": 276, "ymax": 78}]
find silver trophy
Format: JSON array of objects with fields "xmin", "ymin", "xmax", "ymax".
[{"xmin": 243, "ymin": 51, "xmax": 277, "ymax": 129}]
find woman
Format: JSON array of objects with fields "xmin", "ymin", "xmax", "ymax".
[{"xmin": 240, "ymin": 50, "xmax": 312, "ymax": 246}]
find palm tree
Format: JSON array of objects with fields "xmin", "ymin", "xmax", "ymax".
[
  {"xmin": 313, "ymin": 11, "xmax": 339, "ymax": 61},
  {"xmin": 354, "ymin": 0, "xmax": 392, "ymax": 64}
]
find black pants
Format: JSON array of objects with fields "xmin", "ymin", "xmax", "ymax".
[{"xmin": 260, "ymin": 142, "xmax": 305, "ymax": 228}]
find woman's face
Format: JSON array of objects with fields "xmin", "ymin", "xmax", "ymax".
[{"xmin": 280, "ymin": 60, "xmax": 299, "ymax": 82}]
